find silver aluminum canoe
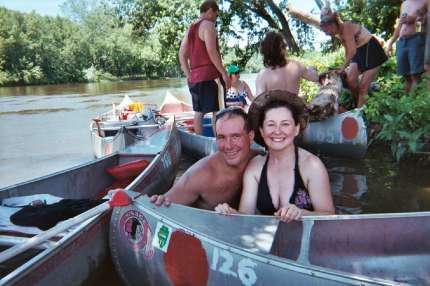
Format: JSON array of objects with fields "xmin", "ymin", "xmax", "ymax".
[
  {"xmin": 110, "ymin": 197, "xmax": 430, "ymax": 286},
  {"xmin": 0, "ymin": 115, "xmax": 180, "ymax": 286}
]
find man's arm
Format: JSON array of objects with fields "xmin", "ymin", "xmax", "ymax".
[
  {"xmin": 387, "ymin": 19, "xmax": 401, "ymax": 55},
  {"xmin": 202, "ymin": 22, "xmax": 231, "ymax": 88},
  {"xmin": 178, "ymin": 30, "xmax": 191, "ymax": 79}
]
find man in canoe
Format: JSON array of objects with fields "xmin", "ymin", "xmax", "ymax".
[
  {"xmin": 178, "ymin": 0, "xmax": 230, "ymax": 135},
  {"xmin": 150, "ymin": 107, "xmax": 257, "ymax": 210}
]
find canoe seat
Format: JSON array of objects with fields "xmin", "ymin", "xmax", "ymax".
[{"xmin": 106, "ymin": 159, "xmax": 149, "ymax": 181}]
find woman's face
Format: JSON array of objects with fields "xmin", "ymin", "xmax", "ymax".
[
  {"xmin": 320, "ymin": 22, "xmax": 337, "ymax": 36},
  {"xmin": 230, "ymin": 72, "xmax": 240, "ymax": 82},
  {"xmin": 260, "ymin": 106, "xmax": 300, "ymax": 150}
]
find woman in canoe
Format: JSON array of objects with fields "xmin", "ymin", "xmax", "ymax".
[
  {"xmin": 224, "ymin": 64, "xmax": 253, "ymax": 110},
  {"xmin": 215, "ymin": 90, "xmax": 335, "ymax": 222},
  {"xmin": 319, "ymin": 6, "xmax": 387, "ymax": 107}
]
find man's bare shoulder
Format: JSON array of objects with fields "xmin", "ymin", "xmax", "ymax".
[
  {"xmin": 187, "ymin": 153, "xmax": 218, "ymax": 176},
  {"xmin": 199, "ymin": 19, "xmax": 215, "ymax": 30}
]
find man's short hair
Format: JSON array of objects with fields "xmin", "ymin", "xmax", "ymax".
[
  {"xmin": 200, "ymin": 0, "xmax": 219, "ymax": 13},
  {"xmin": 215, "ymin": 107, "xmax": 250, "ymax": 132}
]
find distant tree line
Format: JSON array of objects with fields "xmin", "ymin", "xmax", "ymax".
[
  {"xmin": 0, "ymin": 3, "xmax": 181, "ymax": 86},
  {"xmin": 0, "ymin": 0, "xmax": 401, "ymax": 86}
]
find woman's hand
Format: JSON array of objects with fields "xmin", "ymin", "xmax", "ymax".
[
  {"xmin": 215, "ymin": 203, "xmax": 238, "ymax": 215},
  {"xmin": 274, "ymin": 204, "xmax": 304, "ymax": 223}
]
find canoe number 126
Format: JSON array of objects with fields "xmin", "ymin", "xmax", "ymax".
[{"xmin": 211, "ymin": 247, "xmax": 257, "ymax": 286}]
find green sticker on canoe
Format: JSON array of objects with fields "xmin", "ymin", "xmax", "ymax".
[{"xmin": 152, "ymin": 222, "xmax": 172, "ymax": 252}]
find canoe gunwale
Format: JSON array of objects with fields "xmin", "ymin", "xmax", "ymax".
[
  {"xmin": 130, "ymin": 198, "xmax": 401, "ymax": 286},
  {"xmin": 0, "ymin": 115, "xmax": 179, "ymax": 285},
  {"xmin": 0, "ymin": 211, "xmax": 108, "ymax": 285}
]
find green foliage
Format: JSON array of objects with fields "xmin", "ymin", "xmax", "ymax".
[
  {"xmin": 336, "ymin": 0, "xmax": 400, "ymax": 40},
  {"xmin": 365, "ymin": 72, "xmax": 430, "ymax": 161},
  {"xmin": 291, "ymin": 50, "xmax": 344, "ymax": 100},
  {"xmin": 0, "ymin": 2, "xmax": 180, "ymax": 86},
  {"xmin": 115, "ymin": 0, "xmax": 318, "ymax": 76}
]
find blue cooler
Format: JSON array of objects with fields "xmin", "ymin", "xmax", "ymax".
[{"xmin": 202, "ymin": 117, "xmax": 214, "ymax": 137}]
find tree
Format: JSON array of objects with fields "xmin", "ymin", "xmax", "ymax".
[
  {"xmin": 335, "ymin": 0, "xmax": 400, "ymax": 40},
  {"xmin": 115, "ymin": 0, "xmax": 318, "ymax": 72}
]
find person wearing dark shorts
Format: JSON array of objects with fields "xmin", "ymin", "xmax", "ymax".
[
  {"xmin": 352, "ymin": 37, "xmax": 388, "ymax": 72},
  {"xmin": 396, "ymin": 33, "xmax": 426, "ymax": 76},
  {"xmin": 320, "ymin": 8, "xmax": 388, "ymax": 107},
  {"xmin": 189, "ymin": 78, "xmax": 225, "ymax": 113},
  {"xmin": 178, "ymin": 1, "xmax": 230, "ymax": 135},
  {"xmin": 386, "ymin": 0, "xmax": 428, "ymax": 92}
]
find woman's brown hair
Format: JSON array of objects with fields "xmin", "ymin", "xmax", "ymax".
[{"xmin": 260, "ymin": 31, "xmax": 288, "ymax": 68}]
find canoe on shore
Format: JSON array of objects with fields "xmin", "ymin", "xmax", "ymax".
[
  {"xmin": 0, "ymin": 115, "xmax": 180, "ymax": 286},
  {"xmin": 161, "ymin": 92, "xmax": 368, "ymax": 159},
  {"xmin": 110, "ymin": 197, "xmax": 430, "ymax": 285},
  {"xmin": 90, "ymin": 95, "xmax": 159, "ymax": 158}
]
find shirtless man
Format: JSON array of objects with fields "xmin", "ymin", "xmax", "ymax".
[
  {"xmin": 387, "ymin": 0, "xmax": 428, "ymax": 92},
  {"xmin": 255, "ymin": 31, "xmax": 318, "ymax": 96},
  {"xmin": 179, "ymin": 0, "xmax": 230, "ymax": 135},
  {"xmin": 150, "ymin": 108, "xmax": 257, "ymax": 210}
]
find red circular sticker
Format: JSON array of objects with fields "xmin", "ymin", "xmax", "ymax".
[
  {"xmin": 119, "ymin": 210, "xmax": 154, "ymax": 259},
  {"xmin": 164, "ymin": 231, "xmax": 209, "ymax": 286},
  {"xmin": 341, "ymin": 117, "xmax": 359, "ymax": 140}
]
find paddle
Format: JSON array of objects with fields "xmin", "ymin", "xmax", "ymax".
[{"xmin": 0, "ymin": 190, "xmax": 131, "ymax": 264}]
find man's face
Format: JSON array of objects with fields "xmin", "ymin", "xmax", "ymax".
[
  {"xmin": 207, "ymin": 8, "xmax": 219, "ymax": 22},
  {"xmin": 215, "ymin": 116, "xmax": 254, "ymax": 167}
]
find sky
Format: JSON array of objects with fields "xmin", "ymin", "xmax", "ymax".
[{"xmin": 0, "ymin": 0, "xmax": 66, "ymax": 16}]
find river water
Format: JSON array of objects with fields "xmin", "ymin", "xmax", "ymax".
[{"xmin": 1, "ymin": 76, "xmax": 430, "ymax": 284}]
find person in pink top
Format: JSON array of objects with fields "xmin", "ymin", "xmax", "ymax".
[{"xmin": 178, "ymin": 0, "xmax": 231, "ymax": 135}]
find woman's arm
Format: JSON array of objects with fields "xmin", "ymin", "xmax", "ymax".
[
  {"xmin": 301, "ymin": 64, "xmax": 319, "ymax": 82},
  {"xmin": 242, "ymin": 81, "xmax": 254, "ymax": 101},
  {"xmin": 238, "ymin": 157, "xmax": 262, "ymax": 214},
  {"xmin": 215, "ymin": 157, "xmax": 262, "ymax": 215},
  {"xmin": 301, "ymin": 153, "xmax": 335, "ymax": 216},
  {"xmin": 255, "ymin": 71, "xmax": 266, "ymax": 96},
  {"xmin": 300, "ymin": 154, "xmax": 335, "ymax": 215}
]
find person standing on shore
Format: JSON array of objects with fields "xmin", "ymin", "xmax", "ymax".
[
  {"xmin": 387, "ymin": 0, "xmax": 428, "ymax": 92},
  {"xmin": 178, "ymin": 0, "xmax": 231, "ymax": 135},
  {"xmin": 319, "ymin": 8, "xmax": 388, "ymax": 107}
]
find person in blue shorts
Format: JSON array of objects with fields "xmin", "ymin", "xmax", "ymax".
[{"xmin": 387, "ymin": 0, "xmax": 428, "ymax": 92}]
